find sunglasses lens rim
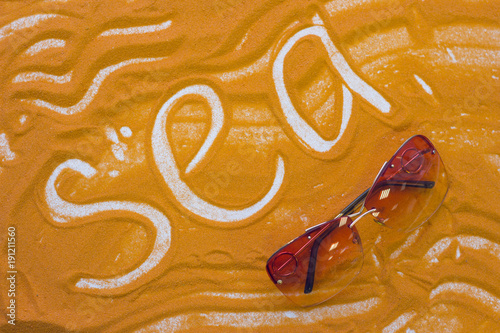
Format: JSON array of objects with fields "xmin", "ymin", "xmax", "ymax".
[
  {"xmin": 364, "ymin": 134, "xmax": 449, "ymax": 232},
  {"xmin": 266, "ymin": 217, "xmax": 364, "ymax": 307}
]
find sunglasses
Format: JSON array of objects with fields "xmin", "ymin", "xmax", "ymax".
[{"xmin": 266, "ymin": 135, "xmax": 449, "ymax": 307}]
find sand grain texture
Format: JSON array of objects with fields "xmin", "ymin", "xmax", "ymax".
[{"xmin": 0, "ymin": 0, "xmax": 499, "ymax": 332}]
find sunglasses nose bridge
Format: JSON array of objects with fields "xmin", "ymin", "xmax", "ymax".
[{"xmin": 348, "ymin": 208, "xmax": 377, "ymax": 228}]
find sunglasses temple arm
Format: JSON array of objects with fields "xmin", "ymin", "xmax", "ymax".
[
  {"xmin": 336, "ymin": 188, "xmax": 370, "ymax": 218},
  {"xmin": 382, "ymin": 180, "xmax": 435, "ymax": 188},
  {"xmin": 303, "ymin": 223, "xmax": 336, "ymax": 294},
  {"xmin": 304, "ymin": 188, "xmax": 370, "ymax": 294},
  {"xmin": 336, "ymin": 180, "xmax": 434, "ymax": 219}
]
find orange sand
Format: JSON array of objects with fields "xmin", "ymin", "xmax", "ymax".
[{"xmin": 0, "ymin": 0, "xmax": 499, "ymax": 332}]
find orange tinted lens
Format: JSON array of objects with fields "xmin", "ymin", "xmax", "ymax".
[
  {"xmin": 365, "ymin": 135, "xmax": 448, "ymax": 232},
  {"xmin": 266, "ymin": 217, "xmax": 363, "ymax": 307}
]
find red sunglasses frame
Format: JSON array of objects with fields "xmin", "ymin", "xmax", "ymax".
[{"xmin": 266, "ymin": 135, "xmax": 448, "ymax": 306}]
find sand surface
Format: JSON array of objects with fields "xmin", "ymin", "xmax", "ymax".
[{"xmin": 0, "ymin": 0, "xmax": 499, "ymax": 331}]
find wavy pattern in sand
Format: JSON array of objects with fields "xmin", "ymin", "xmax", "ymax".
[
  {"xmin": 24, "ymin": 38, "xmax": 67, "ymax": 56},
  {"xmin": 0, "ymin": 1, "xmax": 499, "ymax": 332},
  {"xmin": 98, "ymin": 20, "xmax": 172, "ymax": 37},
  {"xmin": 21, "ymin": 57, "xmax": 166, "ymax": 115},
  {"xmin": 136, "ymin": 297, "xmax": 381, "ymax": 332},
  {"xmin": 13, "ymin": 71, "xmax": 72, "ymax": 84},
  {"xmin": 0, "ymin": 14, "xmax": 65, "ymax": 40}
]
